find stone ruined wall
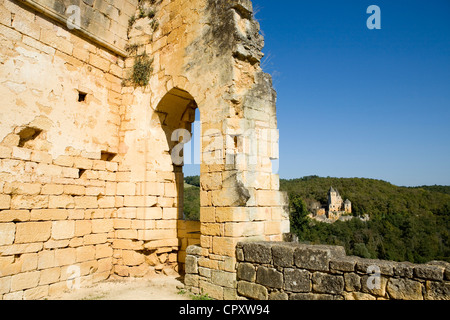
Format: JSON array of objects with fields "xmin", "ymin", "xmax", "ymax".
[
  {"xmin": 0, "ymin": 0, "xmax": 124, "ymax": 158},
  {"xmin": 1, "ymin": 0, "xmax": 289, "ymax": 299},
  {"xmin": 184, "ymin": 242, "xmax": 449, "ymax": 300},
  {"xmin": 115, "ymin": 0, "xmax": 289, "ymax": 288},
  {"xmin": 0, "ymin": 0, "xmax": 125, "ymax": 299}
]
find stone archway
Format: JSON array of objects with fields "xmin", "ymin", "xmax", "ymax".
[
  {"xmin": 152, "ymin": 87, "xmax": 201, "ymax": 273},
  {"xmin": 101, "ymin": 0, "xmax": 291, "ymax": 292}
]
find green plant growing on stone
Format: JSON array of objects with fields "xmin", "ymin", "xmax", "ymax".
[
  {"xmin": 190, "ymin": 292, "xmax": 214, "ymax": 300},
  {"xmin": 150, "ymin": 19, "xmax": 159, "ymax": 32},
  {"xmin": 127, "ymin": 15, "xmax": 136, "ymax": 36},
  {"xmin": 125, "ymin": 43, "xmax": 139, "ymax": 56},
  {"xmin": 130, "ymin": 53, "xmax": 153, "ymax": 87}
]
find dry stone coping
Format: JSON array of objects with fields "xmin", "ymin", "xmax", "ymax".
[{"xmin": 234, "ymin": 241, "xmax": 450, "ymax": 300}]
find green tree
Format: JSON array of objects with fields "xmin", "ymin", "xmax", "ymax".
[
  {"xmin": 353, "ymin": 243, "xmax": 371, "ymax": 258},
  {"xmin": 289, "ymin": 195, "xmax": 310, "ymax": 239}
]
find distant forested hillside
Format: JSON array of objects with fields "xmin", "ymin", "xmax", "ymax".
[
  {"xmin": 183, "ymin": 175, "xmax": 449, "ymax": 263},
  {"xmin": 281, "ymin": 176, "xmax": 450, "ymax": 263},
  {"xmin": 280, "ymin": 176, "xmax": 450, "ymax": 217}
]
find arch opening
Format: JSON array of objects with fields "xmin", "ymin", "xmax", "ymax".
[{"xmin": 153, "ymin": 87, "xmax": 201, "ymax": 273}]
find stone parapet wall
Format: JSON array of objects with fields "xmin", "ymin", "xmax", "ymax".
[
  {"xmin": 185, "ymin": 242, "xmax": 450, "ymax": 300},
  {"xmin": 234, "ymin": 242, "xmax": 450, "ymax": 300}
]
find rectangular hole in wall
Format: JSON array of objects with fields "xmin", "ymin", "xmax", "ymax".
[
  {"xmin": 101, "ymin": 151, "xmax": 117, "ymax": 162},
  {"xmin": 78, "ymin": 169, "xmax": 86, "ymax": 178},
  {"xmin": 78, "ymin": 91, "xmax": 87, "ymax": 102}
]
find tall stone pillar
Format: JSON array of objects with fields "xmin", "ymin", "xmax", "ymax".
[{"xmin": 183, "ymin": 0, "xmax": 290, "ymax": 299}]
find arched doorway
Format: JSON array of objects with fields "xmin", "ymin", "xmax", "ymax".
[{"xmin": 153, "ymin": 87, "xmax": 201, "ymax": 273}]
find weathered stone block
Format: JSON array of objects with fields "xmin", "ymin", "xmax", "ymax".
[
  {"xmin": 387, "ymin": 278, "xmax": 423, "ymax": 300},
  {"xmin": 269, "ymin": 291, "xmax": 288, "ymax": 300},
  {"xmin": 84, "ymin": 233, "xmax": 108, "ymax": 245},
  {"xmin": 122, "ymin": 250, "xmax": 145, "ymax": 266},
  {"xmin": 344, "ymin": 273, "xmax": 361, "ymax": 292},
  {"xmin": 0, "ymin": 194, "xmax": 11, "ymax": 209},
  {"xmin": 242, "ymin": 242, "xmax": 272, "ymax": 264},
  {"xmin": 330, "ymin": 257, "xmax": 357, "ymax": 272},
  {"xmin": 184, "ymin": 273, "xmax": 199, "ymax": 287},
  {"xmin": 186, "ymin": 245, "xmax": 203, "ymax": 256},
  {"xmin": 211, "ymin": 186, "xmax": 250, "ymax": 207},
  {"xmin": 393, "ymin": 262, "xmax": 415, "ymax": 278},
  {"xmin": 54, "ymin": 248, "xmax": 76, "ymax": 266},
  {"xmin": 237, "ymin": 262, "xmax": 256, "ymax": 282},
  {"xmin": 294, "ymin": 245, "xmax": 343, "ymax": 272},
  {"xmin": 41, "ymin": 184, "xmax": 64, "ymax": 195},
  {"xmin": 0, "ymin": 276, "xmax": 11, "ymax": 295},
  {"xmin": 215, "ymin": 207, "xmax": 248, "ymax": 222},
  {"xmin": 74, "ymin": 196, "xmax": 98, "ymax": 209},
  {"xmin": 427, "ymin": 261, "xmax": 450, "ymax": 280},
  {"xmin": 11, "ymin": 147, "xmax": 31, "ymax": 161},
  {"xmin": 185, "ymin": 255, "xmax": 198, "ymax": 274},
  {"xmin": 272, "ymin": 243, "xmax": 295, "ymax": 267},
  {"xmin": 76, "ymin": 246, "xmax": 96, "ymax": 262},
  {"xmin": 425, "ymin": 281, "xmax": 450, "ymax": 300},
  {"xmin": 224, "ymin": 221, "xmax": 264, "ymax": 237},
  {"xmin": 63, "ymin": 185, "xmax": 85, "ymax": 196},
  {"xmin": 211, "ymin": 270, "xmax": 236, "ymax": 289},
  {"xmin": 356, "ymin": 259, "xmax": 394, "ymax": 276},
  {"xmin": 75, "ymin": 220, "xmax": 91, "ymax": 237},
  {"xmin": 256, "ymin": 266, "xmax": 283, "ymax": 289},
  {"xmin": 200, "ymin": 279, "xmax": 224, "ymax": 300},
  {"xmin": 0, "ymin": 210, "xmax": 30, "ymax": 222},
  {"xmin": 312, "ymin": 272, "xmax": 344, "ymax": 295},
  {"xmin": 48, "ymin": 195, "xmax": 75, "ymax": 209},
  {"xmin": 11, "ymin": 195, "xmax": 48, "ymax": 209},
  {"xmin": 342, "ymin": 292, "xmax": 376, "ymax": 300},
  {"xmin": 91, "ymin": 219, "xmax": 114, "ymax": 233},
  {"xmin": 39, "ymin": 267, "xmax": 61, "ymax": 285},
  {"xmin": 201, "ymin": 222, "xmax": 223, "ymax": 236},
  {"xmin": 0, "ymin": 223, "xmax": 15, "ymax": 245},
  {"xmin": 212, "ymin": 237, "xmax": 240, "ymax": 257},
  {"xmin": 15, "ymin": 221, "xmax": 51, "ymax": 243},
  {"xmin": 361, "ymin": 275, "xmax": 388, "ymax": 297},
  {"xmin": 7, "ymin": 182, "xmax": 41, "ymax": 195},
  {"xmin": 96, "ymin": 244, "xmax": 113, "ymax": 259},
  {"xmin": 414, "ymin": 265, "xmax": 444, "ymax": 281},
  {"xmin": 51, "ymin": 220, "xmax": 75, "ymax": 240},
  {"xmin": 237, "ymin": 281, "xmax": 268, "ymax": 300},
  {"xmin": 11, "ymin": 271, "xmax": 40, "ymax": 291},
  {"xmin": 284, "ymin": 268, "xmax": 310, "ymax": 293}
]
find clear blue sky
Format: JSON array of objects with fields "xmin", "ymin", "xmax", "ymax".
[
  {"xmin": 251, "ymin": 0, "xmax": 450, "ymax": 187},
  {"xmin": 185, "ymin": 0, "xmax": 450, "ymax": 187}
]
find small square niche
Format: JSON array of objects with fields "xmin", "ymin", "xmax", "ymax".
[{"xmin": 78, "ymin": 91, "xmax": 87, "ymax": 102}]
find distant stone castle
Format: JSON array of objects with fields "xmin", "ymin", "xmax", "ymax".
[{"xmin": 311, "ymin": 187, "xmax": 352, "ymax": 222}]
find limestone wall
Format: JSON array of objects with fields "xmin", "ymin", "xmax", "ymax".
[
  {"xmin": 0, "ymin": 0, "xmax": 289, "ymax": 299},
  {"xmin": 0, "ymin": 145, "xmax": 117, "ymax": 299},
  {"xmin": 0, "ymin": 0, "xmax": 123, "ymax": 158},
  {"xmin": 0, "ymin": 0, "xmax": 125, "ymax": 299},
  {"xmin": 230, "ymin": 242, "xmax": 449, "ymax": 300},
  {"xmin": 116, "ymin": 0, "xmax": 289, "ymax": 284},
  {"xmin": 17, "ymin": 0, "xmax": 137, "ymax": 55}
]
